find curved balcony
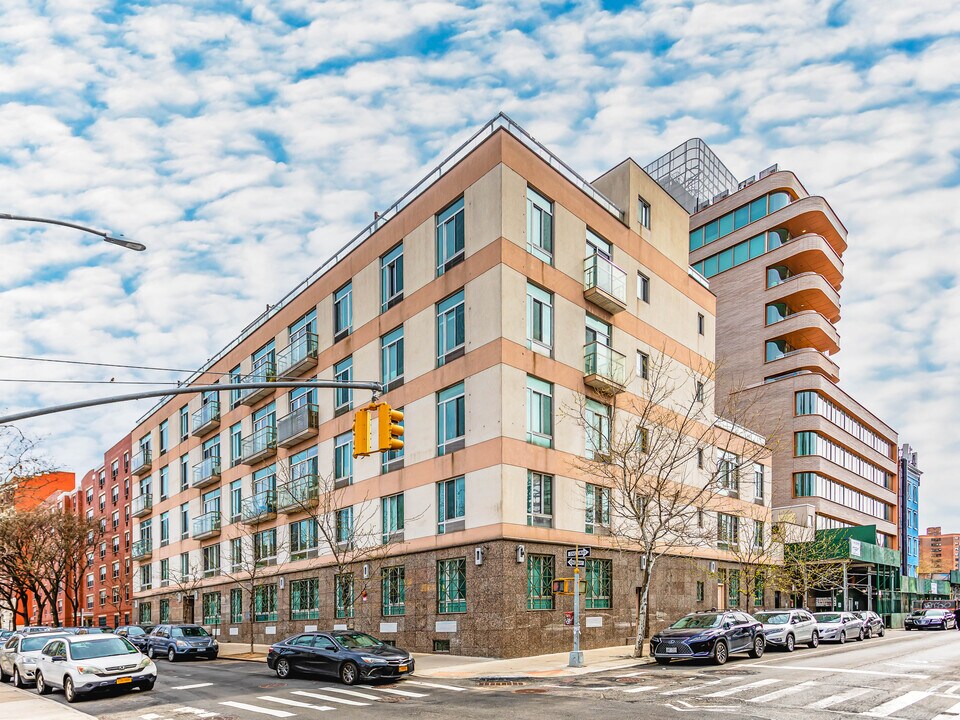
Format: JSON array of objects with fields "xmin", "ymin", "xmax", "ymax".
[
  {"xmin": 241, "ymin": 426, "xmax": 277, "ymax": 464},
  {"xmin": 766, "ymin": 271, "xmax": 841, "ymax": 323},
  {"xmin": 764, "ymin": 346, "xmax": 839, "ymax": 383},
  {"xmin": 192, "ymin": 511, "xmax": 222, "ymax": 540},
  {"xmin": 131, "ymin": 493, "xmax": 152, "ymax": 518},
  {"xmin": 277, "ymin": 333, "xmax": 318, "ymax": 378},
  {"xmin": 131, "ymin": 449, "xmax": 152, "ymax": 477},
  {"xmin": 192, "ymin": 457, "xmax": 222, "ymax": 489},
  {"xmin": 239, "ymin": 362, "xmax": 276, "ymax": 406},
  {"xmin": 584, "ymin": 342, "xmax": 626, "ymax": 394},
  {"xmin": 765, "ymin": 310, "xmax": 840, "ymax": 355},
  {"xmin": 277, "ymin": 404, "xmax": 319, "ymax": 449},
  {"xmin": 241, "ymin": 490, "xmax": 277, "ymax": 525},
  {"xmin": 763, "ymin": 233, "xmax": 844, "ymax": 289},
  {"xmin": 583, "ymin": 253, "xmax": 627, "ymax": 313},
  {"xmin": 191, "ymin": 402, "xmax": 221, "ymax": 437}
]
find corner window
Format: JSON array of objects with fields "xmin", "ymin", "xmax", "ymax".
[
  {"xmin": 334, "ymin": 282, "xmax": 352, "ymax": 340},
  {"xmin": 527, "ymin": 555, "xmax": 555, "ymax": 610},
  {"xmin": 585, "ymin": 484, "xmax": 610, "ymax": 534},
  {"xmin": 381, "ymin": 243, "xmax": 404, "ymax": 311},
  {"xmin": 526, "ymin": 187, "xmax": 553, "ymax": 264},
  {"xmin": 527, "ymin": 471, "xmax": 553, "ymax": 527},
  {"xmin": 436, "ymin": 197, "xmax": 465, "ymax": 275}
]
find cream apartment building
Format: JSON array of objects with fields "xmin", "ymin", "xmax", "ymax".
[{"xmin": 130, "ymin": 116, "xmax": 772, "ymax": 657}]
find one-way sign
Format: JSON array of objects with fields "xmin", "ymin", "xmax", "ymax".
[
  {"xmin": 566, "ymin": 558, "xmax": 585, "ymax": 568},
  {"xmin": 566, "ymin": 547, "xmax": 591, "ymax": 559}
]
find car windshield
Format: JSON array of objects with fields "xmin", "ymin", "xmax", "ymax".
[
  {"xmin": 171, "ymin": 627, "xmax": 210, "ymax": 638},
  {"xmin": 126, "ymin": 627, "xmax": 145, "ymax": 636},
  {"xmin": 924, "ymin": 610, "xmax": 945, "ymax": 617},
  {"xmin": 670, "ymin": 614, "xmax": 722, "ymax": 629},
  {"xmin": 70, "ymin": 637, "xmax": 138, "ymax": 660},
  {"xmin": 754, "ymin": 612, "xmax": 790, "ymax": 625},
  {"xmin": 815, "ymin": 613, "xmax": 841, "ymax": 623},
  {"xmin": 336, "ymin": 633, "xmax": 383, "ymax": 649},
  {"xmin": 22, "ymin": 635, "xmax": 65, "ymax": 652}
]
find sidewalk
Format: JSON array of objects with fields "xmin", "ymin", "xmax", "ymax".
[
  {"xmin": 219, "ymin": 641, "xmax": 271, "ymax": 661},
  {"xmin": 0, "ymin": 680, "xmax": 95, "ymax": 720}
]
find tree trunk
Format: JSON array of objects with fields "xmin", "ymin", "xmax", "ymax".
[
  {"xmin": 247, "ymin": 591, "xmax": 255, "ymax": 654},
  {"xmin": 633, "ymin": 563, "xmax": 652, "ymax": 657}
]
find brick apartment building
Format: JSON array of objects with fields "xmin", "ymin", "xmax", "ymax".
[{"xmin": 920, "ymin": 527, "xmax": 960, "ymax": 574}]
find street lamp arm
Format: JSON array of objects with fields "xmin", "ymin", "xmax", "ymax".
[
  {"xmin": 0, "ymin": 213, "xmax": 146, "ymax": 251},
  {"xmin": 0, "ymin": 380, "xmax": 384, "ymax": 425}
]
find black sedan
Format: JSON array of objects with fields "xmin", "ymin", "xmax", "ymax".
[
  {"xmin": 650, "ymin": 611, "xmax": 766, "ymax": 665},
  {"xmin": 267, "ymin": 631, "xmax": 414, "ymax": 685},
  {"xmin": 905, "ymin": 609, "xmax": 956, "ymax": 630}
]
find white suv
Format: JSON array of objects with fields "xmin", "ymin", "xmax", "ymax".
[
  {"xmin": 752, "ymin": 609, "xmax": 819, "ymax": 651},
  {"xmin": 35, "ymin": 634, "xmax": 157, "ymax": 703}
]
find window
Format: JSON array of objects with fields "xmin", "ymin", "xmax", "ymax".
[
  {"xmin": 437, "ymin": 382, "xmax": 465, "ymax": 455},
  {"xmin": 795, "ymin": 391, "xmax": 892, "ymax": 456},
  {"xmin": 638, "ymin": 196, "xmax": 651, "ymax": 229},
  {"xmin": 698, "ymin": 313, "xmax": 705, "ymax": 336},
  {"xmin": 290, "ymin": 579, "xmax": 320, "ymax": 621},
  {"xmin": 753, "ymin": 463, "xmax": 765, "ymax": 499},
  {"xmin": 638, "ymin": 272, "xmax": 650, "ymax": 303},
  {"xmin": 754, "ymin": 571, "xmax": 764, "ymax": 607},
  {"xmin": 437, "ymin": 476, "xmax": 465, "ymax": 534},
  {"xmin": 159, "ymin": 466, "xmax": 169, "ymax": 501},
  {"xmin": 527, "ymin": 471, "xmax": 553, "ymax": 527},
  {"xmin": 695, "ymin": 381, "xmax": 704, "ymax": 403},
  {"xmin": 637, "ymin": 351, "xmax": 649, "ymax": 380},
  {"xmin": 254, "ymin": 584, "xmax": 278, "ymax": 622},
  {"xmin": 586, "ymin": 228, "xmax": 612, "ymax": 259},
  {"xmin": 526, "ymin": 376, "xmax": 553, "ymax": 447},
  {"xmin": 794, "ymin": 472, "xmax": 891, "ymax": 521},
  {"xmin": 718, "ymin": 452, "xmax": 739, "ymax": 492},
  {"xmin": 727, "ymin": 569, "xmax": 740, "ymax": 608},
  {"xmin": 334, "ymin": 356, "xmax": 353, "ymax": 413},
  {"xmin": 139, "ymin": 565, "xmax": 151, "ymax": 591},
  {"xmin": 334, "ymin": 432, "xmax": 353, "ymax": 485},
  {"xmin": 697, "ymin": 448, "xmax": 704, "ymax": 469},
  {"xmin": 527, "ymin": 555, "xmax": 555, "ymax": 610},
  {"xmin": 112, "ymin": 510, "xmax": 120, "ymax": 529},
  {"xmin": 437, "ymin": 558, "xmax": 466, "ymax": 613},
  {"xmin": 230, "ymin": 588, "xmax": 243, "ymax": 624},
  {"xmin": 179, "ymin": 454, "xmax": 189, "ymax": 492},
  {"xmin": 159, "ymin": 512, "xmax": 169, "ymax": 547},
  {"xmin": 333, "ymin": 282, "xmax": 352, "ymax": 340},
  {"xmin": 138, "ymin": 602, "xmax": 152, "ymax": 624},
  {"xmin": 254, "ymin": 529, "xmax": 277, "ymax": 565},
  {"xmin": 584, "ymin": 399, "xmax": 610, "ymax": 460},
  {"xmin": 179, "ymin": 405, "xmax": 189, "ymax": 441},
  {"xmin": 381, "ymin": 327, "xmax": 404, "ymax": 389},
  {"xmin": 335, "ymin": 507, "xmax": 353, "ymax": 546},
  {"xmin": 381, "ymin": 243, "xmax": 404, "ymax": 311},
  {"xmin": 230, "ymin": 480, "xmax": 242, "ymax": 523},
  {"xmin": 159, "ymin": 420, "xmax": 169, "ymax": 454},
  {"xmin": 202, "ymin": 544, "xmax": 220, "ymax": 577},
  {"xmin": 696, "ymin": 580, "xmax": 705, "ymax": 602},
  {"xmin": 754, "ymin": 520, "xmax": 765, "ymax": 549},
  {"xmin": 795, "ymin": 432, "xmax": 890, "ymax": 488},
  {"xmin": 159, "ymin": 599, "xmax": 170, "ymax": 623},
  {"xmin": 290, "ymin": 518, "xmax": 319, "ymax": 560},
  {"xmin": 526, "ymin": 187, "xmax": 553, "ymax": 263},
  {"xmin": 718, "ymin": 513, "xmax": 739, "ymax": 548},
  {"xmin": 382, "ymin": 566, "xmax": 405, "ymax": 616},
  {"xmin": 585, "ymin": 558, "xmax": 612, "ymax": 609},
  {"xmin": 229, "ymin": 423, "xmax": 242, "ymax": 467},
  {"xmin": 180, "ymin": 503, "xmax": 189, "ymax": 540},
  {"xmin": 585, "ymin": 484, "xmax": 610, "ymax": 534},
  {"xmin": 436, "ymin": 197, "xmax": 465, "ymax": 274},
  {"xmin": 526, "ymin": 283, "xmax": 553, "ymax": 355},
  {"xmin": 382, "ymin": 493, "xmax": 404, "ymax": 543},
  {"xmin": 202, "ymin": 592, "xmax": 221, "ymax": 625},
  {"xmin": 335, "ymin": 574, "xmax": 354, "ymax": 619},
  {"xmin": 230, "ymin": 537, "xmax": 243, "ymax": 572},
  {"xmin": 437, "ymin": 290, "xmax": 465, "ymax": 365},
  {"xmin": 689, "ymin": 191, "xmax": 792, "ymax": 252}
]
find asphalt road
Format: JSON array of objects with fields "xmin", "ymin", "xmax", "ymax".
[{"xmin": 29, "ymin": 628, "xmax": 960, "ymax": 720}]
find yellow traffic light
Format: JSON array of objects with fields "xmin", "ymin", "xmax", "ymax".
[
  {"xmin": 377, "ymin": 403, "xmax": 404, "ymax": 453},
  {"xmin": 352, "ymin": 406, "xmax": 372, "ymax": 458}
]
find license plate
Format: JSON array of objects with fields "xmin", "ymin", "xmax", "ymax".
[
  {"xmin": 116, "ymin": 677, "xmax": 132, "ymax": 684},
  {"xmin": 398, "ymin": 665, "xmax": 408, "ymax": 672},
  {"xmin": 665, "ymin": 647, "xmax": 678, "ymax": 654}
]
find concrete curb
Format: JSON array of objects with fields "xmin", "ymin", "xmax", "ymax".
[{"xmin": 0, "ymin": 681, "xmax": 96, "ymax": 720}]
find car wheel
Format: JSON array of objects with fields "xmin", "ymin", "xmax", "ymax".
[
  {"xmin": 36, "ymin": 672, "xmax": 51, "ymax": 695},
  {"xmin": 147, "ymin": 645, "xmax": 156, "ymax": 659},
  {"xmin": 339, "ymin": 660, "xmax": 360, "ymax": 685},
  {"xmin": 749, "ymin": 636, "xmax": 765, "ymax": 659},
  {"xmin": 879, "ymin": 627, "xmax": 885, "ymax": 637},
  {"xmin": 785, "ymin": 634, "xmax": 795, "ymax": 652},
  {"xmin": 64, "ymin": 676, "xmax": 78, "ymax": 704},
  {"xmin": 655, "ymin": 658, "xmax": 671, "ymax": 665},
  {"xmin": 838, "ymin": 631, "xmax": 846, "ymax": 644},
  {"xmin": 276, "ymin": 659, "xmax": 293, "ymax": 679},
  {"xmin": 143, "ymin": 680, "xmax": 155, "ymax": 692},
  {"xmin": 168, "ymin": 647, "xmax": 178, "ymax": 662},
  {"xmin": 864, "ymin": 627, "xmax": 872, "ymax": 640},
  {"xmin": 712, "ymin": 640, "xmax": 729, "ymax": 665},
  {"xmin": 13, "ymin": 667, "xmax": 25, "ymax": 689},
  {"xmin": 808, "ymin": 631, "xmax": 819, "ymax": 649},
  {"xmin": 208, "ymin": 653, "xmax": 218, "ymax": 661},
  {"xmin": 857, "ymin": 628, "xmax": 864, "ymax": 641},
  {"xmin": 0, "ymin": 666, "xmax": 10, "ymax": 683}
]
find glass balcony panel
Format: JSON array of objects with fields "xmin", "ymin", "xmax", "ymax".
[
  {"xmin": 239, "ymin": 361, "xmax": 277, "ymax": 405},
  {"xmin": 192, "ymin": 511, "xmax": 222, "ymax": 539},
  {"xmin": 584, "ymin": 341, "xmax": 626, "ymax": 390},
  {"xmin": 583, "ymin": 253, "xmax": 627, "ymax": 312},
  {"xmin": 192, "ymin": 402, "xmax": 221, "ymax": 435},
  {"xmin": 277, "ymin": 333, "xmax": 319, "ymax": 377},
  {"xmin": 192, "ymin": 457, "xmax": 222, "ymax": 488},
  {"xmin": 131, "ymin": 493, "xmax": 152, "ymax": 518},
  {"xmin": 131, "ymin": 539, "xmax": 152, "ymax": 560},
  {"xmin": 277, "ymin": 404, "xmax": 320, "ymax": 448},
  {"xmin": 241, "ymin": 426, "xmax": 277, "ymax": 464},
  {"xmin": 278, "ymin": 474, "xmax": 320, "ymax": 512},
  {"xmin": 242, "ymin": 490, "xmax": 277, "ymax": 524},
  {"xmin": 131, "ymin": 449, "xmax": 152, "ymax": 476}
]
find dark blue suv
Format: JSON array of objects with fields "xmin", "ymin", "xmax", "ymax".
[
  {"xmin": 651, "ymin": 611, "xmax": 766, "ymax": 665},
  {"xmin": 145, "ymin": 624, "xmax": 218, "ymax": 662}
]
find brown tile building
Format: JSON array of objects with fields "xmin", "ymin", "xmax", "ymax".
[{"xmin": 920, "ymin": 527, "xmax": 960, "ymax": 573}]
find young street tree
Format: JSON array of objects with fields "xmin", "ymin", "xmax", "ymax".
[
  {"xmin": 770, "ymin": 510, "xmax": 846, "ymax": 608},
  {"xmin": 565, "ymin": 349, "xmax": 774, "ymax": 657},
  {"xmin": 721, "ymin": 501, "xmax": 781, "ymax": 613}
]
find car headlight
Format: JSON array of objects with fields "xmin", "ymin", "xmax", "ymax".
[
  {"xmin": 76, "ymin": 665, "xmax": 104, "ymax": 675},
  {"xmin": 22, "ymin": 657, "xmax": 38, "ymax": 665},
  {"xmin": 212, "ymin": 641, "xmax": 219, "ymax": 648},
  {"xmin": 360, "ymin": 656, "xmax": 388, "ymax": 664},
  {"xmin": 651, "ymin": 636, "xmax": 661, "ymax": 644},
  {"xmin": 766, "ymin": 629, "xmax": 784, "ymax": 636},
  {"xmin": 176, "ymin": 640, "xmax": 187, "ymax": 648},
  {"xmin": 137, "ymin": 657, "xmax": 152, "ymax": 670}
]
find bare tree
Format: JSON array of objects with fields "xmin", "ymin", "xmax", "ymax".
[
  {"xmin": 167, "ymin": 555, "xmax": 208, "ymax": 624},
  {"xmin": 564, "ymin": 350, "xmax": 774, "ymax": 657},
  {"xmin": 769, "ymin": 510, "xmax": 845, "ymax": 608},
  {"xmin": 721, "ymin": 505, "xmax": 781, "ymax": 613},
  {"xmin": 0, "ymin": 425, "xmax": 53, "ymax": 502}
]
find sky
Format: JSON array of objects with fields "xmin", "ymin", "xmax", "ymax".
[{"xmin": 0, "ymin": 0, "xmax": 958, "ymax": 529}]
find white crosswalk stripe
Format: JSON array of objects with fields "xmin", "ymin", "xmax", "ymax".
[
  {"xmin": 933, "ymin": 699, "xmax": 960, "ymax": 720},
  {"xmin": 291, "ymin": 690, "xmax": 370, "ymax": 706},
  {"xmin": 805, "ymin": 687, "xmax": 873, "ymax": 709},
  {"xmin": 614, "ymin": 671, "xmax": 646, "ymax": 678},
  {"xmin": 704, "ymin": 678, "xmax": 779, "ymax": 698},
  {"xmin": 406, "ymin": 680, "xmax": 467, "ymax": 691},
  {"xmin": 360, "ymin": 684, "xmax": 429, "ymax": 697},
  {"xmin": 219, "ymin": 701, "xmax": 295, "ymax": 717},
  {"xmin": 322, "ymin": 687, "xmax": 381, "ymax": 700},
  {"xmin": 861, "ymin": 691, "xmax": 931, "ymax": 717},
  {"xmin": 748, "ymin": 681, "xmax": 818, "ymax": 704},
  {"xmin": 623, "ymin": 685, "xmax": 660, "ymax": 694},
  {"xmin": 661, "ymin": 676, "xmax": 745, "ymax": 695},
  {"xmin": 258, "ymin": 695, "xmax": 334, "ymax": 711},
  {"xmin": 948, "ymin": 684, "xmax": 960, "ymax": 696}
]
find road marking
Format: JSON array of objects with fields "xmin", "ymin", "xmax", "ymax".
[
  {"xmin": 624, "ymin": 685, "xmax": 660, "ymax": 693},
  {"xmin": 763, "ymin": 665, "xmax": 930, "ymax": 679},
  {"xmin": 406, "ymin": 680, "xmax": 467, "ymax": 691},
  {"xmin": 171, "ymin": 683, "xmax": 215, "ymax": 690},
  {"xmin": 615, "ymin": 671, "xmax": 646, "ymax": 678},
  {"xmin": 219, "ymin": 701, "xmax": 295, "ymax": 717},
  {"xmin": 949, "ymin": 684, "xmax": 960, "ymax": 695},
  {"xmin": 704, "ymin": 678, "xmax": 779, "ymax": 697},
  {"xmin": 291, "ymin": 690, "xmax": 369, "ymax": 706},
  {"xmin": 141, "ymin": 715, "xmax": 162, "ymax": 720},
  {"xmin": 749, "ymin": 681, "xmax": 818, "ymax": 703},
  {"xmin": 258, "ymin": 696, "xmax": 334, "ymax": 711},
  {"xmin": 933, "ymin": 699, "xmax": 960, "ymax": 720},
  {"xmin": 174, "ymin": 708, "xmax": 218, "ymax": 717},
  {"xmin": 805, "ymin": 687, "xmax": 873, "ymax": 709},
  {"xmin": 322, "ymin": 687, "xmax": 381, "ymax": 700},
  {"xmin": 661, "ymin": 677, "xmax": 745, "ymax": 696},
  {"xmin": 665, "ymin": 700, "xmax": 738, "ymax": 713},
  {"xmin": 360, "ymin": 684, "xmax": 429, "ymax": 698},
  {"xmin": 861, "ymin": 691, "xmax": 931, "ymax": 717}
]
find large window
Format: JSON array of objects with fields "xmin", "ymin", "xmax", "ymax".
[
  {"xmin": 718, "ymin": 452, "xmax": 739, "ymax": 492},
  {"xmin": 437, "ymin": 382, "xmax": 465, "ymax": 455},
  {"xmin": 290, "ymin": 578, "xmax": 319, "ymax": 621},
  {"xmin": 526, "ymin": 187, "xmax": 553, "ymax": 263},
  {"xmin": 437, "ymin": 558, "xmax": 466, "ymax": 613},
  {"xmin": 229, "ymin": 480, "xmax": 242, "ymax": 523},
  {"xmin": 794, "ymin": 472, "xmax": 892, "ymax": 521},
  {"xmin": 437, "ymin": 476, "xmax": 465, "ymax": 534},
  {"xmin": 335, "ymin": 507, "xmax": 353, "ymax": 546},
  {"xmin": 159, "ymin": 512, "xmax": 169, "ymax": 547},
  {"xmin": 437, "ymin": 290, "xmax": 465, "ymax": 365},
  {"xmin": 230, "ymin": 423, "xmax": 242, "ymax": 467},
  {"xmin": 795, "ymin": 432, "xmax": 890, "ymax": 488},
  {"xmin": 436, "ymin": 197, "xmax": 465, "ymax": 275},
  {"xmin": 159, "ymin": 599, "xmax": 170, "ymax": 623},
  {"xmin": 254, "ymin": 529, "xmax": 277, "ymax": 565},
  {"xmin": 381, "ymin": 243, "xmax": 404, "ymax": 311},
  {"xmin": 692, "ymin": 228, "xmax": 791, "ymax": 279},
  {"xmin": 335, "ymin": 574, "xmax": 354, "ymax": 619},
  {"xmin": 230, "ymin": 588, "xmax": 243, "ymax": 624},
  {"xmin": 526, "ymin": 283, "xmax": 553, "ymax": 355},
  {"xmin": 334, "ymin": 432, "xmax": 353, "ymax": 485},
  {"xmin": 689, "ymin": 191, "xmax": 792, "ymax": 251},
  {"xmin": 202, "ymin": 544, "xmax": 220, "ymax": 577},
  {"xmin": 527, "ymin": 471, "xmax": 553, "ymax": 527},
  {"xmin": 254, "ymin": 584, "xmax": 278, "ymax": 622},
  {"xmin": 584, "ymin": 399, "xmax": 610, "ymax": 460},
  {"xmin": 754, "ymin": 463, "xmax": 765, "ymax": 499},
  {"xmin": 202, "ymin": 592, "xmax": 221, "ymax": 624},
  {"xmin": 727, "ymin": 569, "xmax": 740, "ymax": 608},
  {"xmin": 382, "ymin": 493, "xmax": 404, "ymax": 543},
  {"xmin": 585, "ymin": 484, "xmax": 610, "ymax": 534},
  {"xmin": 138, "ymin": 602, "xmax": 152, "ymax": 625},
  {"xmin": 290, "ymin": 518, "xmax": 319, "ymax": 559},
  {"xmin": 585, "ymin": 558, "xmax": 611, "ymax": 609},
  {"xmin": 795, "ymin": 391, "xmax": 892, "ymax": 456},
  {"xmin": 334, "ymin": 356, "xmax": 353, "ymax": 413},
  {"xmin": 381, "ymin": 327, "xmax": 404, "ymax": 389},
  {"xmin": 382, "ymin": 566, "xmax": 405, "ymax": 616},
  {"xmin": 718, "ymin": 513, "xmax": 739, "ymax": 548},
  {"xmin": 526, "ymin": 376, "xmax": 553, "ymax": 447},
  {"xmin": 333, "ymin": 282, "xmax": 352, "ymax": 340},
  {"xmin": 527, "ymin": 555, "xmax": 555, "ymax": 610}
]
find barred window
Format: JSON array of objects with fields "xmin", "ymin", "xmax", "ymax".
[
  {"xmin": 230, "ymin": 588, "xmax": 243, "ymax": 624},
  {"xmin": 201, "ymin": 592, "xmax": 221, "ymax": 625},
  {"xmin": 290, "ymin": 578, "xmax": 320, "ymax": 621},
  {"xmin": 585, "ymin": 558, "xmax": 612, "ymax": 609},
  {"xmin": 335, "ymin": 574, "xmax": 354, "ymax": 619},
  {"xmin": 382, "ymin": 566, "xmax": 405, "ymax": 617},
  {"xmin": 437, "ymin": 558, "xmax": 467, "ymax": 613},
  {"xmin": 527, "ymin": 555, "xmax": 555, "ymax": 610},
  {"xmin": 254, "ymin": 584, "xmax": 278, "ymax": 622}
]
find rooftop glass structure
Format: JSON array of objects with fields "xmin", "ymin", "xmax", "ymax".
[{"xmin": 644, "ymin": 138, "xmax": 739, "ymax": 214}]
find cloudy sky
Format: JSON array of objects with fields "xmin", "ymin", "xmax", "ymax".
[{"xmin": 0, "ymin": 0, "xmax": 957, "ymax": 529}]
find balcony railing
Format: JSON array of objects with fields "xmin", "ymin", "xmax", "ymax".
[
  {"xmin": 241, "ymin": 426, "xmax": 277, "ymax": 464},
  {"xmin": 131, "ymin": 493, "xmax": 153, "ymax": 518},
  {"xmin": 239, "ymin": 361, "xmax": 276, "ymax": 406},
  {"xmin": 241, "ymin": 490, "xmax": 277, "ymax": 524},
  {"xmin": 192, "ymin": 511, "xmax": 222, "ymax": 540},
  {"xmin": 278, "ymin": 474, "xmax": 320, "ymax": 513},
  {"xmin": 584, "ymin": 342, "xmax": 626, "ymax": 393},
  {"xmin": 191, "ymin": 402, "xmax": 221, "ymax": 437},
  {"xmin": 583, "ymin": 253, "xmax": 627, "ymax": 313},
  {"xmin": 131, "ymin": 538, "xmax": 153, "ymax": 561},
  {"xmin": 277, "ymin": 404, "xmax": 320, "ymax": 448},
  {"xmin": 130, "ymin": 449, "xmax": 152, "ymax": 476},
  {"xmin": 192, "ymin": 457, "xmax": 222, "ymax": 489},
  {"xmin": 276, "ymin": 333, "xmax": 319, "ymax": 378}
]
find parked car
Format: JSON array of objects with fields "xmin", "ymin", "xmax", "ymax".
[
  {"xmin": 145, "ymin": 624, "xmax": 218, "ymax": 662},
  {"xmin": 56, "ymin": 627, "xmax": 113, "ymax": 635},
  {"xmin": 114, "ymin": 626, "xmax": 153, "ymax": 651},
  {"xmin": 904, "ymin": 608, "xmax": 956, "ymax": 630},
  {"xmin": 0, "ymin": 631, "xmax": 70, "ymax": 688},
  {"xmin": 0, "ymin": 630, "xmax": 15, "ymax": 641},
  {"xmin": 34, "ymin": 634, "xmax": 156, "ymax": 703},
  {"xmin": 753, "ymin": 609, "xmax": 819, "ymax": 651},
  {"xmin": 854, "ymin": 610, "xmax": 885, "ymax": 638},
  {"xmin": 19, "ymin": 626, "xmax": 53, "ymax": 635},
  {"xmin": 813, "ymin": 612, "xmax": 865, "ymax": 643},
  {"xmin": 267, "ymin": 631, "xmax": 415, "ymax": 685},
  {"xmin": 650, "ymin": 611, "xmax": 765, "ymax": 665}
]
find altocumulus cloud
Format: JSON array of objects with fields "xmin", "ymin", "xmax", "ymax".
[{"xmin": 0, "ymin": 0, "xmax": 958, "ymax": 526}]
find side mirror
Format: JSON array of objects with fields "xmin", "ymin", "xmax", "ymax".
[
  {"xmin": 52, "ymin": 655, "xmax": 66, "ymax": 662},
  {"xmin": 723, "ymin": 622, "xmax": 732, "ymax": 630}
]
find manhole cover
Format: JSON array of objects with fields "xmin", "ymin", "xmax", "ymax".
[
  {"xmin": 477, "ymin": 680, "xmax": 527, "ymax": 687},
  {"xmin": 615, "ymin": 677, "xmax": 644, "ymax": 684},
  {"xmin": 380, "ymin": 696, "xmax": 402, "ymax": 703},
  {"xmin": 259, "ymin": 682, "xmax": 287, "ymax": 688},
  {"xmin": 514, "ymin": 688, "xmax": 548, "ymax": 694}
]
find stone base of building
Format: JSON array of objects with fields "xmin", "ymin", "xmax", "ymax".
[{"xmin": 135, "ymin": 540, "xmax": 773, "ymax": 658}]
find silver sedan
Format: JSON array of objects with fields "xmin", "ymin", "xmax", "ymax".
[{"xmin": 813, "ymin": 611, "xmax": 865, "ymax": 644}]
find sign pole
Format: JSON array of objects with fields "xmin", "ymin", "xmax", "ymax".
[{"xmin": 569, "ymin": 542, "xmax": 584, "ymax": 668}]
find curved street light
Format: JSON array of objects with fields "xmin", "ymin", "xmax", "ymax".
[{"xmin": 0, "ymin": 212, "xmax": 146, "ymax": 251}]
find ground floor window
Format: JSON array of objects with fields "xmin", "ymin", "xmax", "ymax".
[
  {"xmin": 382, "ymin": 566, "xmax": 405, "ymax": 616},
  {"xmin": 202, "ymin": 592, "xmax": 221, "ymax": 625},
  {"xmin": 290, "ymin": 578, "xmax": 320, "ymax": 621},
  {"xmin": 437, "ymin": 558, "xmax": 467, "ymax": 613},
  {"xmin": 254, "ymin": 584, "xmax": 278, "ymax": 622},
  {"xmin": 527, "ymin": 555, "xmax": 555, "ymax": 610},
  {"xmin": 159, "ymin": 598, "xmax": 170, "ymax": 623},
  {"xmin": 727, "ymin": 569, "xmax": 740, "ymax": 608},
  {"xmin": 585, "ymin": 558, "xmax": 612, "ymax": 609},
  {"xmin": 138, "ymin": 602, "xmax": 152, "ymax": 624},
  {"xmin": 335, "ymin": 574, "xmax": 355, "ymax": 619},
  {"xmin": 230, "ymin": 588, "xmax": 243, "ymax": 624}
]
